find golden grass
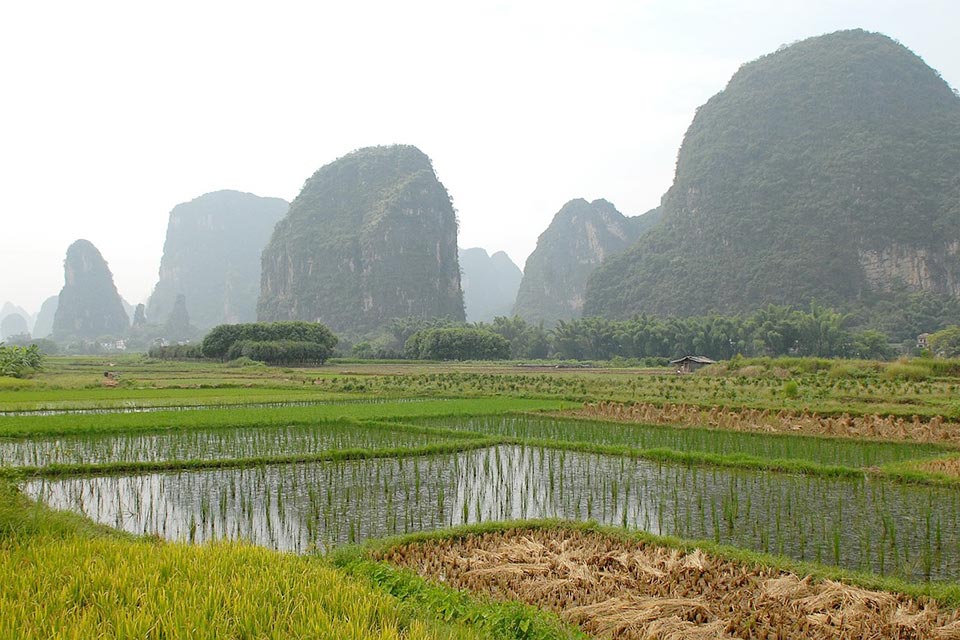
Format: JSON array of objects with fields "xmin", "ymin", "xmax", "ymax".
[
  {"xmin": 573, "ymin": 401, "xmax": 960, "ymax": 445},
  {"xmin": 0, "ymin": 534, "xmax": 480, "ymax": 640},
  {"xmin": 380, "ymin": 528, "xmax": 960, "ymax": 639},
  {"xmin": 917, "ymin": 457, "xmax": 960, "ymax": 479}
]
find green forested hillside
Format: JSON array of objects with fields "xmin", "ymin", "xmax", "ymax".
[
  {"xmin": 585, "ymin": 30, "xmax": 960, "ymax": 337},
  {"xmin": 258, "ymin": 146, "xmax": 464, "ymax": 335}
]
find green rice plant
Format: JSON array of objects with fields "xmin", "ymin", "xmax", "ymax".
[
  {"xmin": 0, "ymin": 420, "xmax": 484, "ymax": 469},
  {"xmin": 413, "ymin": 415, "xmax": 950, "ymax": 469},
  {"xmin": 0, "ymin": 398, "xmax": 572, "ymax": 438}
]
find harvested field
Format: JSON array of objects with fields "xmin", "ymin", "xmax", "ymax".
[
  {"xmin": 573, "ymin": 402, "xmax": 960, "ymax": 446},
  {"xmin": 918, "ymin": 457, "xmax": 960, "ymax": 479},
  {"xmin": 380, "ymin": 528, "xmax": 960, "ymax": 640}
]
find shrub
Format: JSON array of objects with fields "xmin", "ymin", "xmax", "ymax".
[
  {"xmin": 405, "ymin": 328, "xmax": 510, "ymax": 361},
  {"xmin": 201, "ymin": 322, "xmax": 338, "ymax": 362},
  {"xmin": 883, "ymin": 361, "xmax": 932, "ymax": 381},
  {"xmin": 147, "ymin": 344, "xmax": 204, "ymax": 360},
  {"xmin": 782, "ymin": 380, "xmax": 800, "ymax": 398},
  {"xmin": 0, "ymin": 344, "xmax": 43, "ymax": 378}
]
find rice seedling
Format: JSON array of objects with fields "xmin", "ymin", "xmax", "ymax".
[
  {"xmin": 0, "ymin": 397, "xmax": 571, "ymax": 438},
  {"xmin": 413, "ymin": 414, "xmax": 950, "ymax": 468},
  {"xmin": 0, "ymin": 420, "xmax": 466, "ymax": 468}
]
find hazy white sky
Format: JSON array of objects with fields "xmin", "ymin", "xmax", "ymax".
[{"xmin": 1, "ymin": 0, "xmax": 957, "ymax": 313}]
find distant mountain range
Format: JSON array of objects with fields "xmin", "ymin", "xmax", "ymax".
[
  {"xmin": 459, "ymin": 248, "xmax": 522, "ymax": 323},
  {"xmin": 10, "ymin": 29, "xmax": 960, "ymax": 349}
]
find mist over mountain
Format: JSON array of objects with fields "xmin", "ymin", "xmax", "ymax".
[
  {"xmin": 459, "ymin": 248, "xmax": 522, "ymax": 322},
  {"xmin": 0, "ymin": 312, "xmax": 28, "ymax": 339},
  {"xmin": 0, "ymin": 302, "xmax": 33, "ymax": 335},
  {"xmin": 514, "ymin": 199, "xmax": 661, "ymax": 324},
  {"xmin": 51, "ymin": 240, "xmax": 130, "ymax": 339},
  {"xmin": 148, "ymin": 190, "xmax": 289, "ymax": 330},
  {"xmin": 31, "ymin": 296, "xmax": 58, "ymax": 339},
  {"xmin": 585, "ymin": 30, "xmax": 960, "ymax": 331},
  {"xmin": 258, "ymin": 145, "xmax": 464, "ymax": 335}
]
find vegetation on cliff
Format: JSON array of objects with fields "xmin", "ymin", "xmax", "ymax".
[
  {"xmin": 258, "ymin": 145, "xmax": 464, "ymax": 335},
  {"xmin": 585, "ymin": 30, "xmax": 960, "ymax": 334}
]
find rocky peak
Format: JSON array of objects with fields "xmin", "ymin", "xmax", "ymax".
[{"xmin": 52, "ymin": 240, "xmax": 129, "ymax": 339}]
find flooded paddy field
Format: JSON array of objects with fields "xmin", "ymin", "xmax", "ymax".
[{"xmin": 24, "ymin": 444, "xmax": 960, "ymax": 582}]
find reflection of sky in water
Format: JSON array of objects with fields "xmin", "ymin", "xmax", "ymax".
[{"xmin": 23, "ymin": 445, "xmax": 960, "ymax": 582}]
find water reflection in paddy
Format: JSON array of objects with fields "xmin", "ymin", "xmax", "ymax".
[{"xmin": 23, "ymin": 445, "xmax": 960, "ymax": 582}]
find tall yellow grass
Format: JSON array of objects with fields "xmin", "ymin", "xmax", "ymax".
[{"xmin": 0, "ymin": 535, "xmax": 478, "ymax": 640}]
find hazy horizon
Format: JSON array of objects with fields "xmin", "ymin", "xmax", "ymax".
[{"xmin": 2, "ymin": 1, "xmax": 958, "ymax": 314}]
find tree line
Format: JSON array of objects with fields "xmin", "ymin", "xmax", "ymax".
[
  {"xmin": 148, "ymin": 304, "xmax": 904, "ymax": 365},
  {"xmin": 362, "ymin": 304, "xmax": 898, "ymax": 361}
]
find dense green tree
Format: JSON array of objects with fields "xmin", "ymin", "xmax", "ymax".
[
  {"xmin": 405, "ymin": 327, "xmax": 510, "ymax": 361},
  {"xmin": 0, "ymin": 343, "xmax": 43, "ymax": 377},
  {"xmin": 201, "ymin": 321, "xmax": 338, "ymax": 362},
  {"xmin": 929, "ymin": 326, "xmax": 960, "ymax": 358}
]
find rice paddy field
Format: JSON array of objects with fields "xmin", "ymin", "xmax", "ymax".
[{"xmin": 4, "ymin": 354, "xmax": 960, "ymax": 638}]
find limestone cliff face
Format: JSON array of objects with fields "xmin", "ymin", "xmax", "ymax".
[
  {"xmin": 513, "ymin": 199, "xmax": 660, "ymax": 324},
  {"xmin": 257, "ymin": 145, "xmax": 464, "ymax": 334},
  {"xmin": 52, "ymin": 240, "xmax": 129, "ymax": 339},
  {"xmin": 459, "ymin": 248, "xmax": 522, "ymax": 322},
  {"xmin": 585, "ymin": 30, "xmax": 960, "ymax": 319},
  {"xmin": 148, "ymin": 190, "xmax": 288, "ymax": 330},
  {"xmin": 858, "ymin": 242, "xmax": 960, "ymax": 298}
]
